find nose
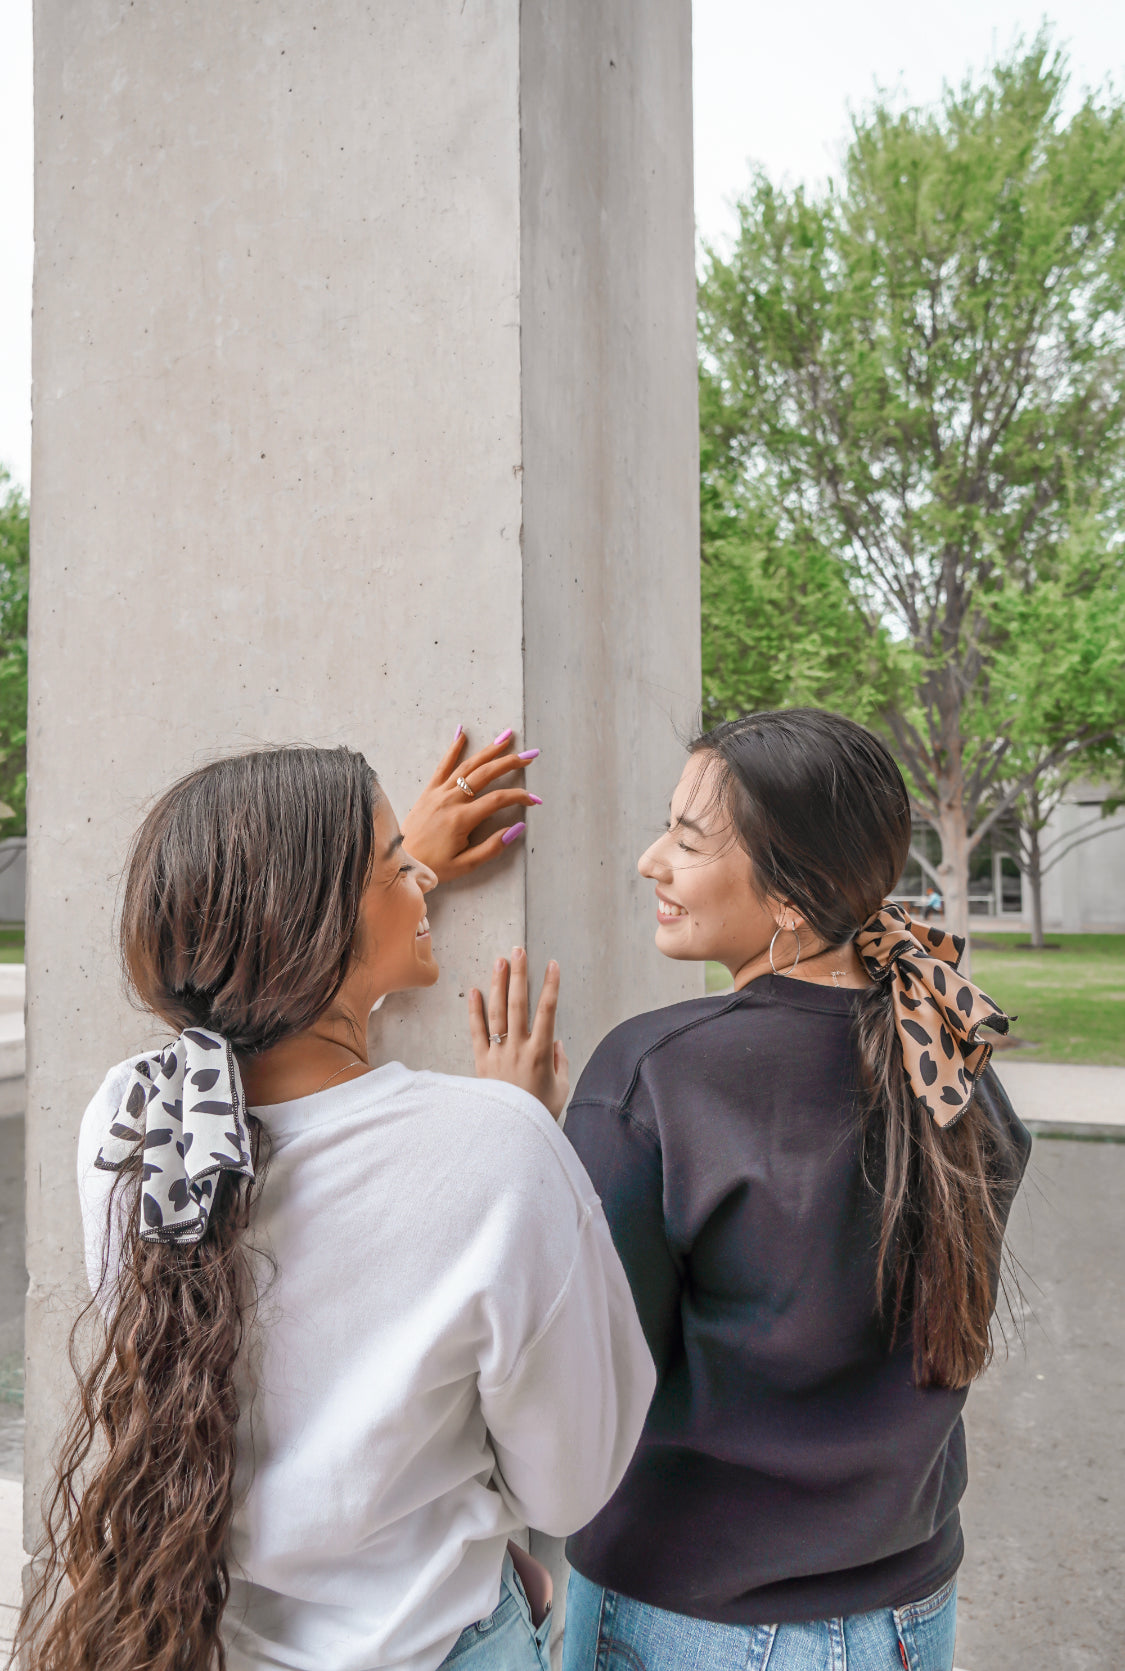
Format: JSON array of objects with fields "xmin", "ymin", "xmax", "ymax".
[
  {"xmin": 417, "ymin": 862, "xmax": 439, "ymax": 894},
  {"xmin": 637, "ymin": 838, "xmax": 667, "ymax": 881}
]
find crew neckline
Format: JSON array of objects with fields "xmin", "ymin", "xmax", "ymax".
[
  {"xmin": 249, "ymin": 1059, "xmax": 414, "ymax": 1137},
  {"xmin": 731, "ymin": 971, "xmax": 871, "ymax": 1015}
]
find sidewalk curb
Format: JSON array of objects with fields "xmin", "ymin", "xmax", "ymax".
[{"xmin": 1026, "ymin": 1120, "xmax": 1125, "ymax": 1143}]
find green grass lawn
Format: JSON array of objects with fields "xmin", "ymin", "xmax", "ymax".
[
  {"xmin": 971, "ymin": 933, "xmax": 1125, "ymax": 1067},
  {"xmin": 707, "ymin": 934, "xmax": 1125, "ymax": 1066},
  {"xmin": 0, "ymin": 924, "xmax": 23, "ymax": 964}
]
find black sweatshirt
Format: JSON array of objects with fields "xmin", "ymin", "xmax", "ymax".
[{"xmin": 563, "ymin": 975, "xmax": 1031, "ymax": 1625}]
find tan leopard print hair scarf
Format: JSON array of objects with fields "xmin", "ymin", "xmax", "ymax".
[{"xmin": 855, "ymin": 903, "xmax": 1011, "ymax": 1129}]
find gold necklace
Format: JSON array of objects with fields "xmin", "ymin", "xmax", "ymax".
[{"xmin": 314, "ymin": 1056, "xmax": 366, "ymax": 1094}]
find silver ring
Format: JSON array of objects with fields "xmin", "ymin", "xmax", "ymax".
[
  {"xmin": 489, "ymin": 1032, "xmax": 507, "ymax": 1045},
  {"xmin": 456, "ymin": 776, "xmax": 475, "ymax": 799}
]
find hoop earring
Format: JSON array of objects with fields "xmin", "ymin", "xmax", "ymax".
[{"xmin": 769, "ymin": 923, "xmax": 802, "ymax": 977}]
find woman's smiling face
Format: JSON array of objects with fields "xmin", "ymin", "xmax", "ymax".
[
  {"xmin": 348, "ymin": 796, "xmax": 440, "ymax": 1004},
  {"xmin": 637, "ymin": 753, "xmax": 782, "ymax": 975}
]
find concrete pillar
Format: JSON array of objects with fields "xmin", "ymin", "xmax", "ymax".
[{"xmin": 28, "ymin": 0, "xmax": 698, "ymax": 1610}]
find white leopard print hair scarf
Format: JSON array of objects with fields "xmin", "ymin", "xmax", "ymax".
[
  {"xmin": 94, "ymin": 1027, "xmax": 254, "ymax": 1243},
  {"xmin": 855, "ymin": 903, "xmax": 1011, "ymax": 1129}
]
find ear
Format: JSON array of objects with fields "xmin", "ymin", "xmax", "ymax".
[{"xmin": 770, "ymin": 899, "xmax": 808, "ymax": 935}]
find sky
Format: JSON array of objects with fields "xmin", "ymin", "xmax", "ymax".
[{"xmin": 1, "ymin": 1, "xmax": 1124, "ymax": 494}]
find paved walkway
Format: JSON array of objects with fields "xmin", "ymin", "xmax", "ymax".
[
  {"xmin": 956, "ymin": 1138, "xmax": 1125, "ymax": 1671},
  {"xmin": 0, "ymin": 1477, "xmax": 18, "ymax": 1650},
  {"xmin": 993, "ymin": 1060, "xmax": 1125, "ymax": 1132},
  {"xmin": 0, "ymin": 967, "xmax": 23, "ymax": 1119}
]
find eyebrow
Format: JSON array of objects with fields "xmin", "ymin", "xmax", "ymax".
[
  {"xmin": 670, "ymin": 810, "xmax": 707, "ymax": 835},
  {"xmin": 382, "ymin": 832, "xmax": 406, "ymax": 861}
]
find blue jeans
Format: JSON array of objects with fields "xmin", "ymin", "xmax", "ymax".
[
  {"xmin": 561, "ymin": 1569, "xmax": 958, "ymax": 1671},
  {"xmin": 440, "ymin": 1551, "xmax": 553, "ymax": 1671}
]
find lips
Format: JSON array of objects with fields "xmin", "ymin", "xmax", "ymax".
[{"xmin": 655, "ymin": 891, "xmax": 688, "ymax": 921}]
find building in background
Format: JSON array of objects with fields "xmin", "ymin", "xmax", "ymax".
[
  {"xmin": 0, "ymin": 843, "xmax": 23, "ymax": 927},
  {"xmin": 897, "ymin": 782, "xmax": 1125, "ymax": 930},
  {"xmin": 1038, "ymin": 782, "xmax": 1125, "ymax": 933}
]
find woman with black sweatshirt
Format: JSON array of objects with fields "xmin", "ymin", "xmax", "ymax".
[{"xmin": 555, "ymin": 709, "xmax": 1030, "ymax": 1671}]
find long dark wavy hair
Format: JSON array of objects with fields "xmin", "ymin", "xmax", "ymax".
[
  {"xmin": 692, "ymin": 708, "xmax": 1017, "ymax": 1390},
  {"xmin": 14, "ymin": 745, "xmax": 380, "ymax": 1671}
]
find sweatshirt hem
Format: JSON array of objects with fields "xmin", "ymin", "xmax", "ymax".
[{"xmin": 563, "ymin": 1533, "xmax": 964, "ymax": 1628}]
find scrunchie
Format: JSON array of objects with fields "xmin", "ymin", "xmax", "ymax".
[
  {"xmin": 855, "ymin": 903, "xmax": 1010, "ymax": 1129},
  {"xmin": 93, "ymin": 1027, "xmax": 254, "ymax": 1243}
]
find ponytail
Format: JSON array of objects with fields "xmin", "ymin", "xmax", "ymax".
[
  {"xmin": 853, "ymin": 982, "xmax": 1012, "ymax": 1388},
  {"xmin": 15, "ymin": 1128, "xmax": 267, "ymax": 1671}
]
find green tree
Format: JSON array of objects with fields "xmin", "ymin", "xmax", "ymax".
[
  {"xmin": 699, "ymin": 39, "xmax": 1125, "ymax": 936},
  {"xmin": 701, "ymin": 378, "xmax": 908, "ymax": 724},
  {"xmin": 984, "ymin": 508, "xmax": 1125, "ymax": 944},
  {"xmin": 0, "ymin": 469, "xmax": 29, "ymax": 836}
]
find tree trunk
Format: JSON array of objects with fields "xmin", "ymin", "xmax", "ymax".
[
  {"xmin": 1026, "ymin": 791, "xmax": 1045, "ymax": 948},
  {"xmin": 935, "ymin": 792, "xmax": 972, "ymax": 969},
  {"xmin": 932, "ymin": 674, "xmax": 972, "ymax": 964}
]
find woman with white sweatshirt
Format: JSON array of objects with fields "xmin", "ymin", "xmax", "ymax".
[{"xmin": 17, "ymin": 741, "xmax": 654, "ymax": 1671}]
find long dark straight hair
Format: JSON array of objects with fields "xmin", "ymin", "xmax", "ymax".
[
  {"xmin": 692, "ymin": 708, "xmax": 1015, "ymax": 1390},
  {"xmin": 15, "ymin": 745, "xmax": 380, "ymax": 1671}
]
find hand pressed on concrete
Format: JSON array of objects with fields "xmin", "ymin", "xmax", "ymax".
[
  {"xmin": 469, "ymin": 947, "xmax": 569, "ymax": 1119},
  {"xmin": 401, "ymin": 726, "xmax": 541, "ymax": 882}
]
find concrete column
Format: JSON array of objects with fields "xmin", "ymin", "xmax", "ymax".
[{"xmin": 29, "ymin": 0, "xmax": 698, "ymax": 1603}]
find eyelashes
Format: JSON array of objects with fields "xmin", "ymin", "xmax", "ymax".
[{"xmin": 661, "ymin": 819, "xmax": 696, "ymax": 853}]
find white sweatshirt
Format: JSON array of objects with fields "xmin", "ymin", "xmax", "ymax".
[{"xmin": 77, "ymin": 1058, "xmax": 655, "ymax": 1671}]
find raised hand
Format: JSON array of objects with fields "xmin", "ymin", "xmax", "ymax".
[
  {"xmin": 468, "ymin": 948, "xmax": 569, "ymax": 1120},
  {"xmin": 400, "ymin": 727, "xmax": 542, "ymax": 883}
]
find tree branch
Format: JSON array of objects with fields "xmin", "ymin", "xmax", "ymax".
[
  {"xmin": 1038, "ymin": 811, "xmax": 1125, "ymax": 870},
  {"xmin": 970, "ymin": 729, "xmax": 1115, "ymax": 850},
  {"xmin": 908, "ymin": 844, "xmax": 943, "ymax": 887}
]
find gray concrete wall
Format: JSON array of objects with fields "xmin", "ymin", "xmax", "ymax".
[
  {"xmin": 521, "ymin": 0, "xmax": 699, "ymax": 1067},
  {"xmin": 28, "ymin": 0, "xmax": 698, "ymax": 1571}
]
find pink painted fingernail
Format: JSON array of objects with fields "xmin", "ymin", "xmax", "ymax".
[
  {"xmin": 501, "ymin": 822, "xmax": 526, "ymax": 846},
  {"xmin": 528, "ymin": 795, "xmax": 543, "ymax": 806},
  {"xmin": 493, "ymin": 728, "xmax": 513, "ymax": 747},
  {"xmin": 453, "ymin": 723, "xmax": 463, "ymax": 742},
  {"xmin": 518, "ymin": 749, "xmax": 540, "ymax": 762}
]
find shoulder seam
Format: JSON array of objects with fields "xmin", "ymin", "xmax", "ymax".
[
  {"xmin": 567, "ymin": 1096, "xmax": 662, "ymax": 1148},
  {"xmin": 614, "ymin": 992, "xmax": 755, "ymax": 1110}
]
